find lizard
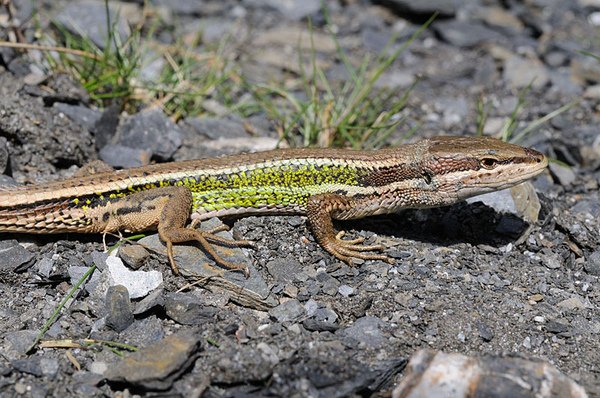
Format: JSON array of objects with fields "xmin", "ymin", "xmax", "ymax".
[{"xmin": 0, "ymin": 135, "xmax": 548, "ymax": 276}]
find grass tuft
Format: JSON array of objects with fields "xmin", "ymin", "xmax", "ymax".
[{"xmin": 251, "ymin": 13, "xmax": 436, "ymax": 149}]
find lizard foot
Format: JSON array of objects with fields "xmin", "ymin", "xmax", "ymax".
[{"xmin": 323, "ymin": 230, "xmax": 394, "ymax": 265}]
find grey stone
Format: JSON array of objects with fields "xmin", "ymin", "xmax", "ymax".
[
  {"xmin": 107, "ymin": 256, "xmax": 163, "ymax": 299},
  {"xmin": 433, "ymin": 96, "xmax": 469, "ymax": 127},
  {"xmin": 72, "ymin": 370, "xmax": 104, "ymax": 386},
  {"xmin": 548, "ymin": 162, "xmax": 576, "ymax": 186},
  {"xmin": 35, "ymin": 257, "xmax": 54, "ymax": 278},
  {"xmin": 393, "ymin": 350, "xmax": 589, "ymax": 398},
  {"xmin": 467, "ymin": 189, "xmax": 517, "ymax": 215},
  {"xmin": 338, "ymin": 285, "xmax": 354, "ymax": 297},
  {"xmin": 475, "ymin": 6, "xmax": 524, "ymax": 33},
  {"xmin": 150, "ymin": 0, "xmax": 207, "ymax": 15},
  {"xmin": 302, "ymin": 319, "xmax": 340, "ymax": 332},
  {"xmin": 244, "ymin": 0, "xmax": 320, "ymax": 20},
  {"xmin": 269, "ymin": 299, "xmax": 305, "ymax": 323},
  {"xmin": 549, "ymin": 71, "xmax": 583, "ymax": 96},
  {"xmin": 339, "ymin": 316, "xmax": 387, "ymax": 348},
  {"xmin": 585, "ymin": 250, "xmax": 600, "ymax": 276},
  {"xmin": 183, "ymin": 117, "xmax": 248, "ymax": 140},
  {"xmin": 545, "ymin": 320, "xmax": 570, "ymax": 334},
  {"xmin": 27, "ymin": 383, "xmax": 47, "ymax": 398},
  {"xmin": 12, "ymin": 358, "xmax": 43, "ymax": 376},
  {"xmin": 119, "ymin": 244, "xmax": 150, "ymax": 270},
  {"xmin": 165, "ymin": 292, "xmax": 218, "ymax": 325},
  {"xmin": 316, "ymin": 271, "xmax": 340, "ymax": 296},
  {"xmin": 0, "ymin": 175, "xmax": 18, "ymax": 188},
  {"xmin": 116, "ymin": 108, "xmax": 183, "ymax": 160},
  {"xmin": 476, "ymin": 321, "xmax": 494, "ymax": 342},
  {"xmin": 121, "ymin": 315, "xmax": 165, "ymax": 347},
  {"xmin": 0, "ymin": 240, "xmax": 35, "ymax": 272},
  {"xmin": 557, "ymin": 296, "xmax": 590, "ymax": 310},
  {"xmin": 572, "ymin": 57, "xmax": 600, "ymax": 84},
  {"xmin": 94, "ymin": 104, "xmax": 120, "ymax": 150},
  {"xmin": 375, "ymin": 69, "xmax": 416, "ymax": 89},
  {"xmin": 434, "ymin": 20, "xmax": 502, "ymax": 48},
  {"xmin": 134, "ymin": 288, "xmax": 165, "ymax": 315},
  {"xmin": 541, "ymin": 251, "xmax": 562, "ymax": 270},
  {"xmin": 90, "ymin": 251, "xmax": 109, "ymax": 271},
  {"xmin": 0, "ymin": 73, "xmax": 95, "ymax": 174},
  {"xmin": 313, "ymin": 307, "xmax": 338, "ymax": 324},
  {"xmin": 3, "ymin": 330, "xmax": 38, "ymax": 359},
  {"xmin": 68, "ymin": 266, "xmax": 102, "ymax": 295},
  {"xmin": 304, "ymin": 299, "xmax": 319, "ymax": 317},
  {"xmin": 56, "ymin": 0, "xmax": 131, "ymax": 50},
  {"xmin": 104, "ymin": 329, "xmax": 203, "ymax": 390},
  {"xmin": 105, "ymin": 285, "xmax": 134, "ymax": 332},
  {"xmin": 39, "ymin": 358, "xmax": 60, "ymax": 379},
  {"xmin": 53, "ymin": 103, "xmax": 102, "ymax": 132},
  {"xmin": 40, "ymin": 73, "xmax": 90, "ymax": 104},
  {"xmin": 89, "ymin": 361, "xmax": 108, "ymax": 375},
  {"xmin": 99, "ymin": 144, "xmax": 152, "ymax": 168},
  {"xmin": 503, "ymin": 55, "xmax": 550, "ymax": 89}
]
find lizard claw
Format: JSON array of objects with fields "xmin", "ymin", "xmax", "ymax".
[{"xmin": 322, "ymin": 232, "xmax": 393, "ymax": 265}]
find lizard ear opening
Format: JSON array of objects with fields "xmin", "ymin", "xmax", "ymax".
[{"xmin": 480, "ymin": 158, "xmax": 498, "ymax": 170}]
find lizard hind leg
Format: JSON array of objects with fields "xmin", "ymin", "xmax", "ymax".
[{"xmin": 155, "ymin": 187, "xmax": 253, "ymax": 276}]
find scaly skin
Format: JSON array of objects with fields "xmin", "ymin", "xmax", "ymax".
[{"xmin": 0, "ymin": 136, "xmax": 548, "ymax": 275}]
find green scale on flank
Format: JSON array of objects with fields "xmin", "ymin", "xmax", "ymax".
[{"xmin": 181, "ymin": 163, "xmax": 365, "ymax": 212}]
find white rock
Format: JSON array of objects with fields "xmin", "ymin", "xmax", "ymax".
[{"xmin": 106, "ymin": 256, "xmax": 162, "ymax": 299}]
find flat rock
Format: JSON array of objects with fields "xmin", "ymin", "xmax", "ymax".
[
  {"xmin": 182, "ymin": 117, "xmax": 248, "ymax": 140},
  {"xmin": 3, "ymin": 330, "xmax": 38, "ymax": 360},
  {"xmin": 55, "ymin": 0, "xmax": 131, "ymax": 49},
  {"xmin": 106, "ymin": 256, "xmax": 163, "ymax": 299},
  {"xmin": 118, "ymin": 244, "xmax": 150, "ymax": 270},
  {"xmin": 99, "ymin": 144, "xmax": 152, "ymax": 168},
  {"xmin": 133, "ymin": 288, "xmax": 165, "ymax": 315},
  {"xmin": 339, "ymin": 316, "xmax": 387, "ymax": 348},
  {"xmin": 0, "ymin": 240, "xmax": 34, "ymax": 272},
  {"xmin": 138, "ymin": 218, "xmax": 275, "ymax": 309},
  {"xmin": 393, "ymin": 350, "xmax": 589, "ymax": 398},
  {"xmin": 104, "ymin": 329, "xmax": 203, "ymax": 390},
  {"xmin": 584, "ymin": 250, "xmax": 600, "ymax": 276},
  {"xmin": 115, "ymin": 108, "xmax": 183, "ymax": 160},
  {"xmin": 244, "ymin": 0, "xmax": 320, "ymax": 20},
  {"xmin": 434, "ymin": 20, "xmax": 503, "ymax": 48},
  {"xmin": 165, "ymin": 292, "xmax": 219, "ymax": 325},
  {"xmin": 503, "ymin": 55, "xmax": 550, "ymax": 89},
  {"xmin": 548, "ymin": 162, "xmax": 577, "ymax": 187},
  {"xmin": 467, "ymin": 182, "xmax": 541, "ymax": 224},
  {"xmin": 53, "ymin": 103, "xmax": 102, "ymax": 132},
  {"xmin": 68, "ymin": 265, "xmax": 103, "ymax": 295},
  {"xmin": 269, "ymin": 299, "xmax": 305, "ymax": 323}
]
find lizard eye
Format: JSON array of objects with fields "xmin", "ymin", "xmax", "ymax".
[{"xmin": 480, "ymin": 158, "xmax": 497, "ymax": 170}]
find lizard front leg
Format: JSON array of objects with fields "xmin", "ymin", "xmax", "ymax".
[{"xmin": 305, "ymin": 193, "xmax": 394, "ymax": 265}]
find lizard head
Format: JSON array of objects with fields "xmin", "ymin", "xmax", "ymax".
[{"xmin": 424, "ymin": 136, "xmax": 548, "ymax": 202}]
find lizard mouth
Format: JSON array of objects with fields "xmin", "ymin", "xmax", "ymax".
[{"xmin": 454, "ymin": 154, "xmax": 548, "ymax": 200}]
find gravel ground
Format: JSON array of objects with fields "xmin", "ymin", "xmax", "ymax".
[{"xmin": 0, "ymin": 0, "xmax": 599, "ymax": 397}]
